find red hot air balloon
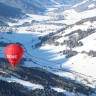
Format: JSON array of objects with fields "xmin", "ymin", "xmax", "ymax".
[{"xmin": 4, "ymin": 44, "xmax": 24, "ymax": 67}]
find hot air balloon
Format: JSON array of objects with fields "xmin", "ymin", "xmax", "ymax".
[{"xmin": 4, "ymin": 44, "xmax": 24, "ymax": 67}]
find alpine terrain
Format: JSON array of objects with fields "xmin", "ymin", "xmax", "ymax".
[{"xmin": 0, "ymin": 0, "xmax": 96, "ymax": 96}]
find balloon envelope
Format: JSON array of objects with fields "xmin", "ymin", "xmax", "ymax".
[{"xmin": 4, "ymin": 44, "xmax": 24, "ymax": 67}]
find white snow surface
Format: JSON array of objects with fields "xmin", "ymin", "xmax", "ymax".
[
  {"xmin": 51, "ymin": 86, "xmax": 75, "ymax": 96},
  {"xmin": 51, "ymin": 0, "xmax": 60, "ymax": 5},
  {"xmin": 50, "ymin": 86, "xmax": 89, "ymax": 96},
  {"xmin": 0, "ymin": 76, "xmax": 44, "ymax": 90},
  {"xmin": 88, "ymin": 4, "xmax": 95, "ymax": 8},
  {"xmin": 51, "ymin": 86, "xmax": 96, "ymax": 96}
]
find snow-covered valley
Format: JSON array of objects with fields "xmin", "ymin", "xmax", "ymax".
[{"xmin": 0, "ymin": 0, "xmax": 96, "ymax": 95}]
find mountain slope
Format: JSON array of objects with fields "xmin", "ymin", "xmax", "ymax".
[
  {"xmin": 0, "ymin": 0, "xmax": 45, "ymax": 18},
  {"xmin": 53, "ymin": 0, "xmax": 83, "ymax": 5},
  {"xmin": 72, "ymin": 0, "xmax": 96, "ymax": 12},
  {"xmin": 0, "ymin": 3, "xmax": 23, "ymax": 18},
  {"xmin": 0, "ymin": 60, "xmax": 95, "ymax": 96},
  {"xmin": 34, "ymin": 0, "xmax": 96, "ymax": 88},
  {"xmin": 1, "ymin": 0, "xmax": 96, "ymax": 96},
  {"xmin": 0, "ymin": 0, "xmax": 84, "ymax": 18}
]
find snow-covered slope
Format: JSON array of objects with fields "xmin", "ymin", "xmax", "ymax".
[
  {"xmin": 51, "ymin": 86, "xmax": 75, "ymax": 96},
  {"xmin": 52, "ymin": 0, "xmax": 83, "ymax": 5},
  {"xmin": 58, "ymin": 0, "xmax": 96, "ymax": 23},
  {"xmin": 72, "ymin": 0, "xmax": 96, "ymax": 12},
  {"xmin": 1, "ymin": 0, "xmax": 96, "ymax": 95},
  {"xmin": 0, "ymin": 76, "xmax": 44, "ymax": 90}
]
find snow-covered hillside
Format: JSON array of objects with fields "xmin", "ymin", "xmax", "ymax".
[
  {"xmin": 55, "ymin": 0, "xmax": 96, "ymax": 23},
  {"xmin": 52, "ymin": 0, "xmax": 83, "ymax": 5},
  {"xmin": 0, "ymin": 0, "xmax": 96, "ymax": 96},
  {"xmin": 0, "ymin": 75, "xmax": 44, "ymax": 90},
  {"xmin": 72, "ymin": 0, "xmax": 96, "ymax": 12}
]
